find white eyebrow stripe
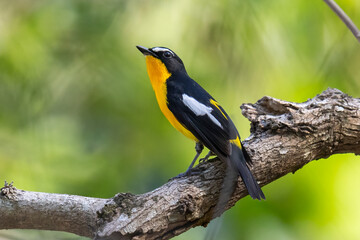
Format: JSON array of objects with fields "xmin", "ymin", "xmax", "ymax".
[
  {"xmin": 152, "ymin": 47, "xmax": 174, "ymax": 55},
  {"xmin": 182, "ymin": 94, "xmax": 223, "ymax": 129}
]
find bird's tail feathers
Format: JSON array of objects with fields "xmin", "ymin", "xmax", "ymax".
[{"xmin": 229, "ymin": 144, "xmax": 265, "ymax": 200}]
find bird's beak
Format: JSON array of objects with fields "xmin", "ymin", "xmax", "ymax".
[{"xmin": 136, "ymin": 45, "xmax": 157, "ymax": 57}]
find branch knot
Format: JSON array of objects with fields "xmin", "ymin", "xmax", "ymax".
[{"xmin": 0, "ymin": 181, "xmax": 17, "ymax": 200}]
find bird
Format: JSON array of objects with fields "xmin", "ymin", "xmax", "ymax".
[{"xmin": 136, "ymin": 46, "xmax": 265, "ymax": 200}]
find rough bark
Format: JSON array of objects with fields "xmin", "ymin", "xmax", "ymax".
[{"xmin": 0, "ymin": 88, "xmax": 359, "ymax": 240}]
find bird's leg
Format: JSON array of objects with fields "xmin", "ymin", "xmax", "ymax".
[
  {"xmin": 199, "ymin": 151, "xmax": 214, "ymax": 163},
  {"xmin": 182, "ymin": 142, "xmax": 204, "ymax": 174},
  {"xmin": 172, "ymin": 142, "xmax": 204, "ymax": 179}
]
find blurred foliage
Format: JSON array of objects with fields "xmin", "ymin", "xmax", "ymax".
[{"xmin": 0, "ymin": 0, "xmax": 359, "ymax": 239}]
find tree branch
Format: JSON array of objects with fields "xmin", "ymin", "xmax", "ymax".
[
  {"xmin": 0, "ymin": 181, "xmax": 106, "ymax": 238},
  {"xmin": 324, "ymin": 0, "xmax": 360, "ymax": 42},
  {"xmin": 1, "ymin": 88, "xmax": 359, "ymax": 239}
]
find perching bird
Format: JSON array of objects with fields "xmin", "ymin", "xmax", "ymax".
[{"xmin": 137, "ymin": 46, "xmax": 265, "ymax": 200}]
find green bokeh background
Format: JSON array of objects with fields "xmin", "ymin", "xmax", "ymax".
[{"xmin": 0, "ymin": 0, "xmax": 359, "ymax": 239}]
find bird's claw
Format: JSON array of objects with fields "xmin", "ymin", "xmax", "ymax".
[
  {"xmin": 199, "ymin": 157, "xmax": 208, "ymax": 164},
  {"xmin": 199, "ymin": 151, "xmax": 214, "ymax": 163},
  {"xmin": 169, "ymin": 169, "xmax": 202, "ymax": 181}
]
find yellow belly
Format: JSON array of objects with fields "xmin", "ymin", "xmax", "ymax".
[{"xmin": 145, "ymin": 56, "xmax": 197, "ymax": 141}]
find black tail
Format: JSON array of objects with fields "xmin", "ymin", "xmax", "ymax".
[{"xmin": 229, "ymin": 144, "xmax": 265, "ymax": 200}]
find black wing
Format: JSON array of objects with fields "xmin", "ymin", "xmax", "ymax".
[{"xmin": 166, "ymin": 74, "xmax": 238, "ymax": 159}]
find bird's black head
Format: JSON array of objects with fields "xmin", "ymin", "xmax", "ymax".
[{"xmin": 136, "ymin": 46, "xmax": 186, "ymax": 74}]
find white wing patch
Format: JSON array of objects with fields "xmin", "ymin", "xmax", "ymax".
[{"xmin": 182, "ymin": 94, "xmax": 223, "ymax": 128}]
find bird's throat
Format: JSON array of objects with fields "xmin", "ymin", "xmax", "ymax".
[{"xmin": 145, "ymin": 56, "xmax": 171, "ymax": 91}]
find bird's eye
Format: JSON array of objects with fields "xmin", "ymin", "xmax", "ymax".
[{"xmin": 163, "ymin": 51, "xmax": 172, "ymax": 58}]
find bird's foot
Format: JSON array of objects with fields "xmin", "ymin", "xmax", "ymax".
[
  {"xmin": 199, "ymin": 151, "xmax": 214, "ymax": 163},
  {"xmin": 199, "ymin": 156, "xmax": 209, "ymax": 164},
  {"xmin": 170, "ymin": 168, "xmax": 202, "ymax": 181}
]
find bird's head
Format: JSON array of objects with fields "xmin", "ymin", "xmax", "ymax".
[{"xmin": 136, "ymin": 46, "xmax": 186, "ymax": 75}]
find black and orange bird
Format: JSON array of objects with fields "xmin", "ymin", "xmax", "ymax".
[{"xmin": 137, "ymin": 46, "xmax": 265, "ymax": 200}]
